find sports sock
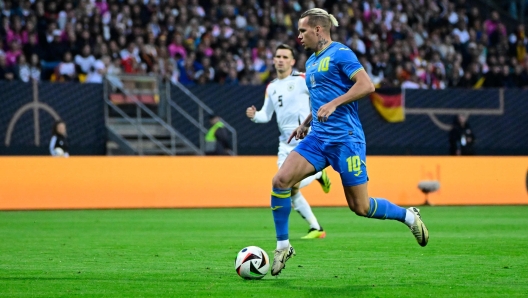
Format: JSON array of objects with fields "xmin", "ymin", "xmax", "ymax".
[
  {"xmin": 299, "ymin": 174, "xmax": 316, "ymax": 188},
  {"xmin": 271, "ymin": 188, "xmax": 292, "ymax": 248},
  {"xmin": 366, "ymin": 197, "xmax": 406, "ymax": 222},
  {"xmin": 291, "ymin": 192, "xmax": 321, "ymax": 230},
  {"xmin": 277, "ymin": 240, "xmax": 290, "ymax": 250},
  {"xmin": 404, "ymin": 209, "xmax": 415, "ymax": 226}
]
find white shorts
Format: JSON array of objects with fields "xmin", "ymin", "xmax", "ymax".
[{"xmin": 277, "ymin": 142, "xmax": 296, "ymax": 168}]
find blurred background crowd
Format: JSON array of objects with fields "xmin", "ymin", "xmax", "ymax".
[{"xmin": 0, "ymin": 0, "xmax": 527, "ymax": 88}]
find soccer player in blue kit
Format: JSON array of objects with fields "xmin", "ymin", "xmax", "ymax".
[{"xmin": 270, "ymin": 8, "xmax": 429, "ymax": 276}]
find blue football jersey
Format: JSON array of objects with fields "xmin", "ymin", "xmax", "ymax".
[{"xmin": 305, "ymin": 42, "xmax": 365, "ymax": 143}]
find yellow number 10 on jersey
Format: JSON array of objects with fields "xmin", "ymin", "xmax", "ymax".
[
  {"xmin": 318, "ymin": 57, "xmax": 330, "ymax": 72},
  {"xmin": 346, "ymin": 155, "xmax": 362, "ymax": 176}
]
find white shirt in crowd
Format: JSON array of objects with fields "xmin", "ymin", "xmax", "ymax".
[
  {"xmin": 59, "ymin": 62, "xmax": 76, "ymax": 76},
  {"xmin": 452, "ymin": 28, "xmax": 470, "ymax": 44},
  {"xmin": 85, "ymin": 59, "xmax": 106, "ymax": 83},
  {"xmin": 74, "ymin": 54, "xmax": 96, "ymax": 74}
]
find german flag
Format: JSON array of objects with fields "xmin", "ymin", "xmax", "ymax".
[{"xmin": 369, "ymin": 88, "xmax": 405, "ymax": 123}]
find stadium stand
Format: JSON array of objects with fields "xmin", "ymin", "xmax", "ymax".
[{"xmin": 0, "ymin": 0, "xmax": 527, "ymax": 88}]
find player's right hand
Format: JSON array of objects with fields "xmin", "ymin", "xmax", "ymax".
[
  {"xmin": 246, "ymin": 105, "xmax": 256, "ymax": 119},
  {"xmin": 287, "ymin": 125, "xmax": 309, "ymax": 143}
]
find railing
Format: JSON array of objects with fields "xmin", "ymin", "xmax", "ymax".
[
  {"xmin": 103, "ymin": 75, "xmax": 201, "ymax": 155},
  {"xmin": 169, "ymin": 81, "xmax": 238, "ymax": 155}
]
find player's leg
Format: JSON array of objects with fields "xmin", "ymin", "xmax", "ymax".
[
  {"xmin": 298, "ymin": 172, "xmax": 320, "ymax": 188},
  {"xmin": 298, "ymin": 169, "xmax": 331, "ymax": 194},
  {"xmin": 290, "ymin": 184, "xmax": 326, "ymax": 239},
  {"xmin": 271, "ymin": 135, "xmax": 327, "ymax": 276},
  {"xmin": 342, "ymin": 183, "xmax": 429, "ymax": 247},
  {"xmin": 329, "ymin": 141, "xmax": 429, "ymax": 247},
  {"xmin": 277, "ymin": 143, "xmax": 325, "ymax": 239}
]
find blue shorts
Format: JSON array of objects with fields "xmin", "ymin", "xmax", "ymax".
[{"xmin": 293, "ymin": 134, "xmax": 368, "ymax": 187}]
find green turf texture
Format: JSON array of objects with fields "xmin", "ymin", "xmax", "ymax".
[{"xmin": 1, "ymin": 206, "xmax": 527, "ymax": 297}]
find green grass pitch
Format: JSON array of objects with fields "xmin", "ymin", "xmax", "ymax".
[{"xmin": 1, "ymin": 206, "xmax": 527, "ymax": 297}]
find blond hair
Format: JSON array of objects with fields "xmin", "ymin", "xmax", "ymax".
[{"xmin": 300, "ymin": 8, "xmax": 339, "ymax": 31}]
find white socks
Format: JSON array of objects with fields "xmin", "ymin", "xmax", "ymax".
[
  {"xmin": 404, "ymin": 209, "xmax": 415, "ymax": 226},
  {"xmin": 298, "ymin": 171, "xmax": 322, "ymax": 188},
  {"xmin": 277, "ymin": 240, "xmax": 290, "ymax": 250},
  {"xmin": 291, "ymin": 192, "xmax": 321, "ymax": 230}
]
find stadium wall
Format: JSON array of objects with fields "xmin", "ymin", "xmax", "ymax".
[
  {"xmin": 0, "ymin": 82, "xmax": 526, "ymax": 156},
  {"xmin": 0, "ymin": 156, "xmax": 526, "ymax": 210},
  {"xmin": 173, "ymin": 86, "xmax": 528, "ymax": 156},
  {"xmin": 0, "ymin": 82, "xmax": 106, "ymax": 156}
]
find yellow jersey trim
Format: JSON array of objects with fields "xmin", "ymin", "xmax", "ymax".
[
  {"xmin": 315, "ymin": 41, "xmax": 334, "ymax": 56},
  {"xmin": 349, "ymin": 67, "xmax": 365, "ymax": 80},
  {"xmin": 369, "ymin": 198, "xmax": 378, "ymax": 218}
]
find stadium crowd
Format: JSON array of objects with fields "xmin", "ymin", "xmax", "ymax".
[{"xmin": 0, "ymin": 0, "xmax": 527, "ymax": 88}]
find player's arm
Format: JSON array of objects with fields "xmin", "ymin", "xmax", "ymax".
[
  {"xmin": 287, "ymin": 113, "xmax": 312, "ymax": 143},
  {"xmin": 49, "ymin": 136, "xmax": 57, "ymax": 156},
  {"xmin": 246, "ymin": 88, "xmax": 274, "ymax": 123},
  {"xmin": 329, "ymin": 70, "xmax": 374, "ymax": 106}
]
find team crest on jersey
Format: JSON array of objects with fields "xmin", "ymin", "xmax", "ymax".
[
  {"xmin": 310, "ymin": 74, "xmax": 316, "ymax": 87},
  {"xmin": 287, "ymin": 83, "xmax": 295, "ymax": 91}
]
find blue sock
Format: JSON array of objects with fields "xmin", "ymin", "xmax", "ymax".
[
  {"xmin": 271, "ymin": 188, "xmax": 292, "ymax": 241},
  {"xmin": 366, "ymin": 198, "xmax": 406, "ymax": 222}
]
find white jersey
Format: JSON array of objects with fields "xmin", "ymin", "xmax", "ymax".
[{"xmin": 252, "ymin": 71, "xmax": 310, "ymax": 145}]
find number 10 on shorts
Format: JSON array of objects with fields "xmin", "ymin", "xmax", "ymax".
[{"xmin": 346, "ymin": 155, "xmax": 362, "ymax": 176}]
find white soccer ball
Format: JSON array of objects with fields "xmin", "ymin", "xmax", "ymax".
[
  {"xmin": 234, "ymin": 246, "xmax": 269, "ymax": 280},
  {"xmin": 54, "ymin": 148, "xmax": 65, "ymax": 156}
]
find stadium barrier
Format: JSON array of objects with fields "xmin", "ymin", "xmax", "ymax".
[
  {"xmin": 0, "ymin": 156, "xmax": 526, "ymax": 210},
  {"xmin": 1, "ymin": 81, "xmax": 527, "ymax": 156}
]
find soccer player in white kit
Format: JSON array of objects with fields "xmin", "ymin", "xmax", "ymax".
[{"xmin": 246, "ymin": 44, "xmax": 330, "ymax": 239}]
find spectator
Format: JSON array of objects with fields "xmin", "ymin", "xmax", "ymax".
[
  {"xmin": 28, "ymin": 54, "xmax": 42, "ymax": 82},
  {"xmin": 45, "ymin": 29, "xmax": 67, "ymax": 63},
  {"xmin": 168, "ymin": 33, "xmax": 187, "ymax": 59},
  {"xmin": 177, "ymin": 53, "xmax": 201, "ymax": 85},
  {"xmin": 23, "ymin": 33, "xmax": 46, "ymax": 60},
  {"xmin": 75, "ymin": 45, "xmax": 96, "ymax": 76},
  {"xmin": 120, "ymin": 42, "xmax": 140, "ymax": 74},
  {"xmin": 501, "ymin": 65, "xmax": 516, "ymax": 88},
  {"xmin": 6, "ymin": 16, "xmax": 27, "ymax": 45},
  {"xmin": 15, "ymin": 54, "xmax": 31, "ymax": 83},
  {"xmin": 5, "ymin": 41, "xmax": 22, "ymax": 67},
  {"xmin": 205, "ymin": 115, "xmax": 232, "ymax": 155},
  {"xmin": 224, "ymin": 68, "xmax": 239, "ymax": 85},
  {"xmin": 402, "ymin": 74, "xmax": 423, "ymax": 89},
  {"xmin": 453, "ymin": 21, "xmax": 470, "ymax": 44},
  {"xmin": 484, "ymin": 11, "xmax": 507, "ymax": 40},
  {"xmin": 0, "ymin": 55, "xmax": 16, "ymax": 81},
  {"xmin": 511, "ymin": 64, "xmax": 528, "ymax": 87},
  {"xmin": 49, "ymin": 120, "xmax": 69, "ymax": 157},
  {"xmin": 0, "ymin": 0, "xmax": 524, "ymax": 89},
  {"xmin": 56, "ymin": 52, "xmax": 76, "ymax": 82},
  {"xmin": 85, "ymin": 55, "xmax": 108, "ymax": 84},
  {"xmin": 449, "ymin": 114, "xmax": 476, "ymax": 156},
  {"xmin": 194, "ymin": 57, "xmax": 215, "ymax": 83},
  {"xmin": 107, "ymin": 58, "xmax": 123, "ymax": 76},
  {"xmin": 483, "ymin": 64, "xmax": 504, "ymax": 88}
]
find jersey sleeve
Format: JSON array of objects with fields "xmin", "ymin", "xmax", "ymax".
[
  {"xmin": 49, "ymin": 136, "xmax": 57, "ymax": 155},
  {"xmin": 335, "ymin": 47, "xmax": 364, "ymax": 80},
  {"xmin": 252, "ymin": 85, "xmax": 275, "ymax": 123}
]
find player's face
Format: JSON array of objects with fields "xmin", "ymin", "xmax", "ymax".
[
  {"xmin": 273, "ymin": 49, "xmax": 295, "ymax": 73},
  {"xmin": 297, "ymin": 17, "xmax": 318, "ymax": 51},
  {"xmin": 57, "ymin": 123, "xmax": 67, "ymax": 136}
]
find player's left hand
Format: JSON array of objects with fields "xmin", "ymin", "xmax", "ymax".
[{"xmin": 317, "ymin": 102, "xmax": 337, "ymax": 122}]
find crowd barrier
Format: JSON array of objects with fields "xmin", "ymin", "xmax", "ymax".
[{"xmin": 0, "ymin": 156, "xmax": 526, "ymax": 210}]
